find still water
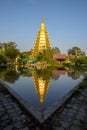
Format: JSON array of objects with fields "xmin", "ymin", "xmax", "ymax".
[{"xmin": 0, "ymin": 66, "xmax": 84, "ymax": 112}]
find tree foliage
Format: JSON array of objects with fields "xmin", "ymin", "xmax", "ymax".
[
  {"xmin": 68, "ymin": 46, "xmax": 86, "ymax": 56},
  {"xmin": 4, "ymin": 42, "xmax": 19, "ymax": 60},
  {"xmin": 0, "ymin": 42, "xmax": 20, "ymax": 63},
  {"xmin": 52, "ymin": 47, "xmax": 61, "ymax": 54},
  {"xmin": 37, "ymin": 48, "xmax": 53, "ymax": 62},
  {"xmin": 19, "ymin": 51, "xmax": 29, "ymax": 58},
  {"xmin": 75, "ymin": 56, "xmax": 87, "ymax": 66},
  {"xmin": 37, "ymin": 48, "xmax": 60, "ymax": 67}
]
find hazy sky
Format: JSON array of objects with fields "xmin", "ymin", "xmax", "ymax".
[{"xmin": 0, "ymin": 0, "xmax": 87, "ymax": 54}]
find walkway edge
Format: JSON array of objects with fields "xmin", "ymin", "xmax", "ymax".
[{"xmin": 0, "ymin": 79, "xmax": 83, "ymax": 123}]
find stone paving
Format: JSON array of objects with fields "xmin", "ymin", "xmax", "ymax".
[{"xmin": 0, "ymin": 79, "xmax": 87, "ymax": 130}]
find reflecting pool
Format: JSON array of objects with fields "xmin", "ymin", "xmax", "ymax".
[{"xmin": 0, "ymin": 66, "xmax": 85, "ymax": 122}]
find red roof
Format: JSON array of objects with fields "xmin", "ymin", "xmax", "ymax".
[
  {"xmin": 53, "ymin": 54, "xmax": 66, "ymax": 60},
  {"xmin": 52, "ymin": 70, "xmax": 66, "ymax": 75}
]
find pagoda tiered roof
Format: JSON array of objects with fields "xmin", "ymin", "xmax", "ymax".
[{"xmin": 32, "ymin": 18, "xmax": 51, "ymax": 57}]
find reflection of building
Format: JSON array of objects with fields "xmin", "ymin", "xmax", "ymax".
[
  {"xmin": 15, "ymin": 65, "xmax": 19, "ymax": 72},
  {"xmin": 32, "ymin": 18, "xmax": 51, "ymax": 57},
  {"xmin": 52, "ymin": 70, "xmax": 66, "ymax": 75},
  {"xmin": 32, "ymin": 72, "xmax": 50, "ymax": 104},
  {"xmin": 52, "ymin": 69, "xmax": 66, "ymax": 80}
]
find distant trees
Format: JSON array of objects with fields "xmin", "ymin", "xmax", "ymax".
[
  {"xmin": 0, "ymin": 41, "xmax": 87, "ymax": 67},
  {"xmin": 0, "ymin": 42, "xmax": 20, "ymax": 64},
  {"xmin": 52, "ymin": 47, "xmax": 61, "ymax": 54},
  {"xmin": 37, "ymin": 47, "xmax": 61, "ymax": 62},
  {"xmin": 0, "ymin": 43, "xmax": 6, "ymax": 64},
  {"xmin": 19, "ymin": 51, "xmax": 29, "ymax": 59},
  {"xmin": 68, "ymin": 46, "xmax": 87, "ymax": 66},
  {"xmin": 37, "ymin": 48, "xmax": 53, "ymax": 63},
  {"xmin": 37, "ymin": 48, "xmax": 60, "ymax": 67},
  {"xmin": 68, "ymin": 46, "xmax": 86, "ymax": 57},
  {"xmin": 75, "ymin": 56, "xmax": 87, "ymax": 66},
  {"xmin": 5, "ymin": 42, "xmax": 20, "ymax": 62}
]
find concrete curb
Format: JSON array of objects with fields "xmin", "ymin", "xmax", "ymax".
[{"xmin": 0, "ymin": 79, "xmax": 83, "ymax": 123}]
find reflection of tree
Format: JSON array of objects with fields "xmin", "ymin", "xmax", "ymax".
[
  {"xmin": 51, "ymin": 69, "xmax": 67, "ymax": 80},
  {"xmin": 4, "ymin": 70, "xmax": 20, "ymax": 83},
  {"xmin": 0, "ymin": 67, "xmax": 8, "ymax": 79},
  {"xmin": 36, "ymin": 68, "xmax": 52, "ymax": 80},
  {"xmin": 51, "ymin": 74, "xmax": 60, "ymax": 80},
  {"xmin": 67, "ymin": 67, "xmax": 86, "ymax": 80},
  {"xmin": 68, "ymin": 71, "xmax": 80, "ymax": 80},
  {"xmin": 18, "ymin": 67, "xmax": 33, "ymax": 77}
]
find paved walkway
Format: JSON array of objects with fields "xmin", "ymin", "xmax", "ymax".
[{"xmin": 0, "ymin": 80, "xmax": 87, "ymax": 130}]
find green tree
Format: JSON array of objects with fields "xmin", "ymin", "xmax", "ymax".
[
  {"xmin": 75, "ymin": 56, "xmax": 87, "ymax": 66},
  {"xmin": 37, "ymin": 48, "xmax": 53, "ymax": 63},
  {"xmin": 19, "ymin": 51, "xmax": 29, "ymax": 58},
  {"xmin": 3, "ymin": 42, "xmax": 20, "ymax": 63},
  {"xmin": 68, "ymin": 46, "xmax": 86, "ymax": 57},
  {"xmin": 37, "ymin": 48, "xmax": 60, "ymax": 67},
  {"xmin": 0, "ymin": 43, "xmax": 7, "ymax": 64},
  {"xmin": 52, "ymin": 47, "xmax": 61, "ymax": 54}
]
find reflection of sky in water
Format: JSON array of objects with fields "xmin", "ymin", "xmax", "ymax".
[
  {"xmin": 5, "ymin": 72, "xmax": 83, "ymax": 112},
  {"xmin": 43, "ymin": 74, "xmax": 83, "ymax": 110}
]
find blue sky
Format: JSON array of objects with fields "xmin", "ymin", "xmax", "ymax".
[{"xmin": 0, "ymin": 0, "xmax": 87, "ymax": 54}]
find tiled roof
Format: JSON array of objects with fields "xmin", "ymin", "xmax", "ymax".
[
  {"xmin": 53, "ymin": 54, "xmax": 66, "ymax": 60},
  {"xmin": 52, "ymin": 70, "xmax": 66, "ymax": 75}
]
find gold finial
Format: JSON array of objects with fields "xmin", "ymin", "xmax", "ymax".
[{"xmin": 42, "ymin": 17, "xmax": 44, "ymax": 23}]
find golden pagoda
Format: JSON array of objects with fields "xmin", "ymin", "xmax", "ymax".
[
  {"xmin": 32, "ymin": 72, "xmax": 50, "ymax": 104},
  {"xmin": 32, "ymin": 18, "xmax": 51, "ymax": 57}
]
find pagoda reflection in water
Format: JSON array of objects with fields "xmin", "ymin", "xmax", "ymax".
[{"xmin": 32, "ymin": 72, "xmax": 50, "ymax": 104}]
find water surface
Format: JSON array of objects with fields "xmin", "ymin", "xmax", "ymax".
[{"xmin": 0, "ymin": 67, "xmax": 84, "ymax": 112}]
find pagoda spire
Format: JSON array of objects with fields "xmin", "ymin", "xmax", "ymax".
[
  {"xmin": 42, "ymin": 17, "xmax": 44, "ymax": 23},
  {"xmin": 32, "ymin": 18, "xmax": 51, "ymax": 57},
  {"xmin": 40, "ymin": 17, "xmax": 45, "ymax": 31}
]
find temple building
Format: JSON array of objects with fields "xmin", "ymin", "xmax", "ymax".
[
  {"xmin": 53, "ymin": 54, "xmax": 66, "ymax": 62},
  {"xmin": 53, "ymin": 54, "xmax": 70, "ymax": 64},
  {"xmin": 32, "ymin": 18, "xmax": 51, "ymax": 58}
]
